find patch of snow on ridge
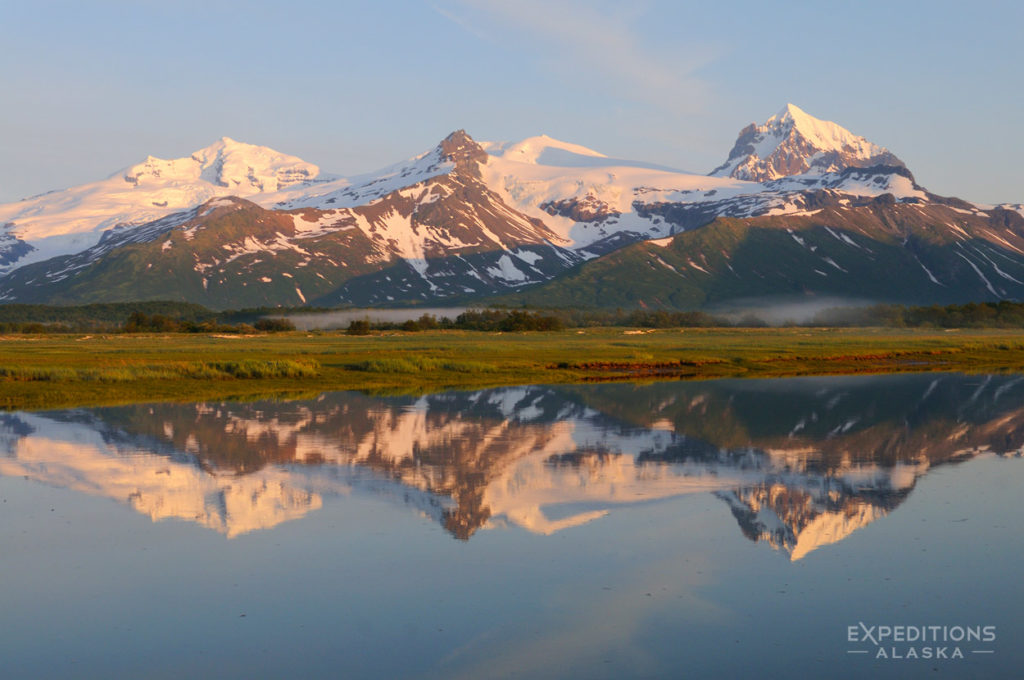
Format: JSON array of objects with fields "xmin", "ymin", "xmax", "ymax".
[
  {"xmin": 406, "ymin": 258, "xmax": 438, "ymax": 291},
  {"xmin": 513, "ymin": 249, "xmax": 544, "ymax": 265},
  {"xmin": 488, "ymin": 254, "xmax": 528, "ymax": 282},
  {"xmin": 834, "ymin": 173, "xmax": 925, "ymax": 201},
  {"xmin": 825, "ymin": 227, "xmax": 862, "ymax": 249},
  {"xmin": 687, "ymin": 258, "xmax": 709, "ymax": 274},
  {"xmin": 823, "ymin": 256, "xmax": 847, "ymax": 272},
  {"xmin": 980, "ymin": 229, "xmax": 1024, "ymax": 255},
  {"xmin": 654, "ymin": 256, "xmax": 683, "ymax": 276},
  {"xmin": 290, "ymin": 211, "xmax": 352, "ymax": 236},
  {"xmin": 913, "ymin": 255, "xmax": 943, "ymax": 286},
  {"xmin": 970, "ymin": 245, "xmax": 1024, "ymax": 284},
  {"xmin": 955, "ymin": 251, "xmax": 1000, "ymax": 297}
]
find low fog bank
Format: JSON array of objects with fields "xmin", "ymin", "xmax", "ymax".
[
  {"xmin": 268, "ymin": 298, "xmax": 1024, "ymax": 331},
  {"xmin": 276, "ymin": 307, "xmax": 468, "ymax": 331},
  {"xmin": 707, "ymin": 297, "xmax": 881, "ymax": 326},
  {"xmin": 272, "ymin": 300, "xmax": 887, "ymax": 330}
]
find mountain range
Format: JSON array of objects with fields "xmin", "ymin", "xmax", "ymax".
[{"xmin": 2, "ymin": 103, "xmax": 1022, "ymax": 310}]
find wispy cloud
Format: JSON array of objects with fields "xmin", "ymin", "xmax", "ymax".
[
  {"xmin": 434, "ymin": 0, "xmax": 715, "ymax": 114},
  {"xmin": 431, "ymin": 3, "xmax": 493, "ymax": 42},
  {"xmin": 441, "ymin": 551, "xmax": 733, "ymax": 679}
]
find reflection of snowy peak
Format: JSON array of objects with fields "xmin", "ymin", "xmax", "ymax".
[
  {"xmin": 718, "ymin": 476, "xmax": 907, "ymax": 562},
  {"xmin": 710, "ymin": 103, "xmax": 905, "ymax": 181},
  {"xmin": 3, "ymin": 375, "xmax": 1023, "ymax": 551},
  {"xmin": 0, "ymin": 413, "xmax": 321, "ymax": 537}
]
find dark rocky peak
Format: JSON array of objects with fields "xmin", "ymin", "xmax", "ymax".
[{"xmin": 438, "ymin": 129, "xmax": 488, "ymax": 167}]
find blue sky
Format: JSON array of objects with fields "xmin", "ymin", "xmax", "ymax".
[{"xmin": 2, "ymin": 0, "xmax": 1021, "ymax": 204}]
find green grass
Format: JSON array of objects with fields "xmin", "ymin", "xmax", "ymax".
[
  {"xmin": 347, "ymin": 355, "xmax": 497, "ymax": 373},
  {"xmin": 4, "ymin": 327, "xmax": 1024, "ymax": 411},
  {"xmin": 0, "ymin": 359, "xmax": 318, "ymax": 382}
]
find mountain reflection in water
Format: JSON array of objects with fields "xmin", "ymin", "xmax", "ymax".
[{"xmin": 2, "ymin": 373, "xmax": 1022, "ymax": 559}]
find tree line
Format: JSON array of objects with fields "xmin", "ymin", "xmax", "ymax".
[
  {"xmin": 345, "ymin": 310, "xmax": 564, "ymax": 334},
  {"xmin": 811, "ymin": 301, "xmax": 1024, "ymax": 328},
  {"xmin": 5, "ymin": 300, "xmax": 1024, "ymax": 334}
]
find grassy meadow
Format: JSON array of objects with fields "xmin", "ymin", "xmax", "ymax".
[{"xmin": 4, "ymin": 326, "xmax": 1024, "ymax": 410}]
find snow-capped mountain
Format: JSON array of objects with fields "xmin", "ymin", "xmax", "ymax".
[
  {"xmin": 710, "ymin": 103, "xmax": 905, "ymax": 181},
  {"xmin": 1, "ymin": 104, "xmax": 1021, "ymax": 309},
  {"xmin": 0, "ymin": 132, "xmax": 579, "ymax": 308},
  {"xmin": 0, "ymin": 137, "xmax": 329, "ymax": 273}
]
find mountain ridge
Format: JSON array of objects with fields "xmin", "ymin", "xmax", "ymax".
[
  {"xmin": 0, "ymin": 133, "xmax": 579, "ymax": 308},
  {"xmin": 1, "ymin": 104, "xmax": 1021, "ymax": 310}
]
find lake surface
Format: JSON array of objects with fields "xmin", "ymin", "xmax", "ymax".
[{"xmin": 1, "ymin": 373, "xmax": 1022, "ymax": 679}]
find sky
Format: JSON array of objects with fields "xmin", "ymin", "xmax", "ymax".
[{"xmin": 2, "ymin": 0, "xmax": 1021, "ymax": 204}]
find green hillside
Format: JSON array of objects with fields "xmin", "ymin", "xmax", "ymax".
[{"xmin": 493, "ymin": 200, "xmax": 1024, "ymax": 309}]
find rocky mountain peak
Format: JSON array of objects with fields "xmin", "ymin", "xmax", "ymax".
[
  {"xmin": 710, "ymin": 104, "xmax": 905, "ymax": 182},
  {"xmin": 438, "ymin": 129, "xmax": 488, "ymax": 167}
]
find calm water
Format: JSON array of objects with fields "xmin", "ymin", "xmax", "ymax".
[{"xmin": 1, "ymin": 374, "xmax": 1022, "ymax": 679}]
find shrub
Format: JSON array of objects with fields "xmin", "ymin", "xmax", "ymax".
[
  {"xmin": 124, "ymin": 311, "xmax": 183, "ymax": 333},
  {"xmin": 346, "ymin": 319, "xmax": 371, "ymax": 335},
  {"xmin": 254, "ymin": 318, "xmax": 296, "ymax": 332}
]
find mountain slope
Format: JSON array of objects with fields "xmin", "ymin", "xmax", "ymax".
[{"xmin": 494, "ymin": 194, "xmax": 1024, "ymax": 309}]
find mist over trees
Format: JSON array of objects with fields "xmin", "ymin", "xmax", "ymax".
[{"xmin": 5, "ymin": 300, "xmax": 1024, "ymax": 334}]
